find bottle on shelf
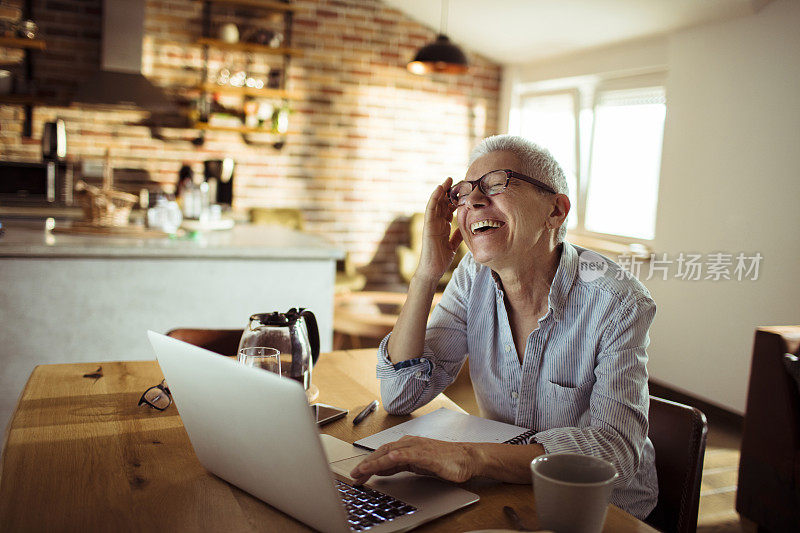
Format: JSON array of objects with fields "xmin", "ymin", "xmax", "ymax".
[
  {"xmin": 256, "ymin": 101, "xmax": 274, "ymax": 130},
  {"xmin": 272, "ymin": 103, "xmax": 290, "ymax": 134}
]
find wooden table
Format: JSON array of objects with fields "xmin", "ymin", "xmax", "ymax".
[{"xmin": 0, "ymin": 349, "xmax": 657, "ymax": 532}]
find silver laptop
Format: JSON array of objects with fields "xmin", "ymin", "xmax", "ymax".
[{"xmin": 147, "ymin": 331, "xmax": 479, "ymax": 532}]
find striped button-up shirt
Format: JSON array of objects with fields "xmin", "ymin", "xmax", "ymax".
[{"xmin": 376, "ymin": 242, "xmax": 658, "ymax": 520}]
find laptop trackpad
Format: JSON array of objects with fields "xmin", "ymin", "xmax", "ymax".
[
  {"xmin": 329, "ymin": 454, "xmax": 370, "ymax": 477},
  {"xmin": 320, "ymin": 434, "xmax": 371, "ymax": 464}
]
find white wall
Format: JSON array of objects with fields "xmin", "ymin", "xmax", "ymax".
[{"xmin": 504, "ymin": 0, "xmax": 800, "ymax": 413}]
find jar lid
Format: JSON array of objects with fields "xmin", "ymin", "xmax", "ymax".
[{"xmin": 251, "ymin": 308, "xmax": 304, "ymax": 326}]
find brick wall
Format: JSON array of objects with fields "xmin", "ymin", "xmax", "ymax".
[{"xmin": 0, "ymin": 0, "xmax": 501, "ymax": 287}]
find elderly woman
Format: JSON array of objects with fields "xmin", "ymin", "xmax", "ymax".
[{"xmin": 350, "ymin": 134, "xmax": 658, "ymax": 520}]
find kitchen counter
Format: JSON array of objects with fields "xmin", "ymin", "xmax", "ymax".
[
  {"xmin": 0, "ymin": 221, "xmax": 343, "ymax": 260},
  {"xmin": 0, "ymin": 221, "xmax": 345, "ymax": 446},
  {"xmin": 0, "ymin": 205, "xmax": 84, "ymax": 220}
]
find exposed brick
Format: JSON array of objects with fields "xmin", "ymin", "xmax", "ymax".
[
  {"xmin": 1, "ymin": 0, "xmax": 501, "ymax": 286},
  {"xmin": 315, "ymin": 8, "xmax": 338, "ymax": 18}
]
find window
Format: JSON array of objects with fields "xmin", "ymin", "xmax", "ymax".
[
  {"xmin": 517, "ymin": 91, "xmax": 579, "ymax": 230},
  {"xmin": 513, "ymin": 76, "xmax": 667, "ymax": 242}
]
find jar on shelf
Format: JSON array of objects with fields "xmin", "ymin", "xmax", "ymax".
[
  {"xmin": 267, "ymin": 69, "xmax": 282, "ymax": 89},
  {"xmin": 244, "ymin": 100, "xmax": 258, "ymax": 128},
  {"xmin": 15, "ymin": 19, "xmax": 37, "ymax": 39},
  {"xmin": 256, "ymin": 102, "xmax": 274, "ymax": 129},
  {"xmin": 272, "ymin": 105, "xmax": 290, "ymax": 134},
  {"xmin": 219, "ymin": 22, "xmax": 239, "ymax": 43}
]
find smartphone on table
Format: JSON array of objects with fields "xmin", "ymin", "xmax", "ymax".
[{"xmin": 311, "ymin": 403, "xmax": 348, "ymax": 426}]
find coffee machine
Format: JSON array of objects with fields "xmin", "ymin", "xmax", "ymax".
[
  {"xmin": 204, "ymin": 159, "xmax": 235, "ymax": 207},
  {"xmin": 41, "ymin": 119, "xmax": 67, "ymax": 161},
  {"xmin": 0, "ymin": 119, "xmax": 72, "ymax": 205}
]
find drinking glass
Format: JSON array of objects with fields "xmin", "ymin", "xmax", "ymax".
[{"xmin": 237, "ymin": 347, "xmax": 280, "ymax": 374}]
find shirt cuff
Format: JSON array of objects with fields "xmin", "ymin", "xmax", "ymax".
[
  {"xmin": 532, "ymin": 428, "xmax": 577, "ymax": 454},
  {"xmin": 376, "ymin": 334, "xmax": 433, "ymax": 381},
  {"xmin": 392, "ymin": 358, "xmax": 426, "ymax": 370}
]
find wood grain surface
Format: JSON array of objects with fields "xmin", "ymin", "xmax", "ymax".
[{"xmin": 0, "ymin": 349, "xmax": 657, "ymax": 532}]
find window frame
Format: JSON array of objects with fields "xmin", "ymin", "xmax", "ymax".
[{"xmin": 510, "ymin": 71, "xmax": 667, "ymax": 251}]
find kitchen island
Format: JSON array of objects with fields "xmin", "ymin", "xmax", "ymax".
[{"xmin": 0, "ymin": 221, "xmax": 344, "ymax": 442}]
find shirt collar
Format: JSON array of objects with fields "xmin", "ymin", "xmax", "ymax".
[
  {"xmin": 548, "ymin": 242, "xmax": 578, "ymax": 317},
  {"xmin": 489, "ymin": 242, "xmax": 578, "ymax": 319}
]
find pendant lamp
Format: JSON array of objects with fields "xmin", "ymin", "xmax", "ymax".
[{"xmin": 407, "ymin": 0, "xmax": 468, "ymax": 75}]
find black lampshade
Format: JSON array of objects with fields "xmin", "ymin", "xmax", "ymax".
[{"xmin": 407, "ymin": 34, "xmax": 469, "ymax": 75}]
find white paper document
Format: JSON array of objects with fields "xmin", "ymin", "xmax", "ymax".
[{"xmin": 354, "ymin": 408, "xmax": 535, "ymax": 450}]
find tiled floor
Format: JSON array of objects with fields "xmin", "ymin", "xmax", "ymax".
[
  {"xmin": 696, "ymin": 417, "xmax": 755, "ymax": 533},
  {"xmin": 698, "ymin": 448, "xmax": 747, "ymax": 531}
]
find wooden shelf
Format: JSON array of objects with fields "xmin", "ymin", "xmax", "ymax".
[
  {"xmin": 0, "ymin": 94, "xmax": 50, "ymax": 105},
  {"xmin": 196, "ymin": 83, "xmax": 294, "ymax": 99},
  {"xmin": 196, "ymin": 38, "xmax": 302, "ymax": 56},
  {"xmin": 196, "ymin": 0, "xmax": 297, "ymax": 148},
  {"xmin": 0, "ymin": 36, "xmax": 46, "ymax": 50},
  {"xmin": 208, "ymin": 0, "xmax": 298, "ymax": 12},
  {"xmin": 0, "ymin": 33, "xmax": 46, "ymax": 138},
  {"xmin": 193, "ymin": 122, "xmax": 282, "ymax": 134}
]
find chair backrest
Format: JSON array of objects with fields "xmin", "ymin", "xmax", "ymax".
[
  {"xmin": 249, "ymin": 207, "xmax": 305, "ymax": 230},
  {"xmin": 397, "ymin": 213, "xmax": 469, "ymax": 285},
  {"xmin": 736, "ymin": 326, "xmax": 800, "ymax": 531},
  {"xmin": 166, "ymin": 328, "xmax": 244, "ymax": 357},
  {"xmin": 646, "ymin": 396, "xmax": 708, "ymax": 533}
]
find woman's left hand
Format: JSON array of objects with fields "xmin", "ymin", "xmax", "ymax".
[{"xmin": 350, "ymin": 436, "xmax": 477, "ymax": 485}]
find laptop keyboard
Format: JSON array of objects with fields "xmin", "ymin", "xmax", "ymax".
[{"xmin": 335, "ymin": 480, "xmax": 418, "ymax": 531}]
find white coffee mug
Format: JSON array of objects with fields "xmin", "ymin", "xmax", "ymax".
[{"xmin": 531, "ymin": 453, "xmax": 618, "ymax": 533}]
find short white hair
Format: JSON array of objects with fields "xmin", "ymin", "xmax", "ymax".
[{"xmin": 469, "ymin": 134, "xmax": 569, "ymax": 243}]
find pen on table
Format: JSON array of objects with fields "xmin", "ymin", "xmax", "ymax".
[
  {"xmin": 352, "ymin": 400, "xmax": 379, "ymax": 425},
  {"xmin": 503, "ymin": 505, "xmax": 529, "ymax": 531}
]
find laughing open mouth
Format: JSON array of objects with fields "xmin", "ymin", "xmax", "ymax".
[{"xmin": 470, "ymin": 219, "xmax": 505, "ymax": 234}]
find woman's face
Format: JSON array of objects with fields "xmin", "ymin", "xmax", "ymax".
[{"xmin": 456, "ymin": 151, "xmax": 555, "ymax": 270}]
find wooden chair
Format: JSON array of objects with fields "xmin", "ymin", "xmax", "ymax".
[
  {"xmin": 166, "ymin": 328, "xmax": 243, "ymax": 357},
  {"xmin": 332, "ymin": 292, "xmax": 443, "ymax": 350},
  {"xmin": 167, "ymin": 327, "xmax": 322, "ymax": 403},
  {"xmin": 646, "ymin": 396, "xmax": 708, "ymax": 533},
  {"xmin": 396, "ymin": 212, "xmax": 468, "ymax": 286},
  {"xmin": 249, "ymin": 207, "xmax": 305, "ymax": 230},
  {"xmin": 736, "ymin": 326, "xmax": 800, "ymax": 531}
]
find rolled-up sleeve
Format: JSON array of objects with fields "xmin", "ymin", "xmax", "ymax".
[
  {"xmin": 533, "ymin": 295, "xmax": 656, "ymax": 488},
  {"xmin": 376, "ymin": 256, "xmax": 475, "ymax": 414}
]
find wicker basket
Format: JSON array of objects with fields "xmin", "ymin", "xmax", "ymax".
[{"xmin": 75, "ymin": 180, "xmax": 138, "ymax": 227}]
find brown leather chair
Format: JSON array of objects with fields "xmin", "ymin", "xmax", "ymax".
[
  {"xmin": 646, "ymin": 396, "xmax": 708, "ymax": 533},
  {"xmin": 166, "ymin": 328, "xmax": 243, "ymax": 357},
  {"xmin": 736, "ymin": 326, "xmax": 800, "ymax": 531}
]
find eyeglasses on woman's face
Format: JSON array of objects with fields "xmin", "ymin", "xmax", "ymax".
[{"xmin": 448, "ymin": 169, "xmax": 556, "ymax": 207}]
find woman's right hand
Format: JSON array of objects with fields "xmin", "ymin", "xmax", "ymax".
[
  {"xmin": 386, "ymin": 179, "xmax": 463, "ymax": 363},
  {"xmin": 414, "ymin": 178, "xmax": 463, "ymax": 284}
]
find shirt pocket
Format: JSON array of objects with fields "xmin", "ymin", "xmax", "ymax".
[{"xmin": 542, "ymin": 380, "xmax": 594, "ymax": 428}]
